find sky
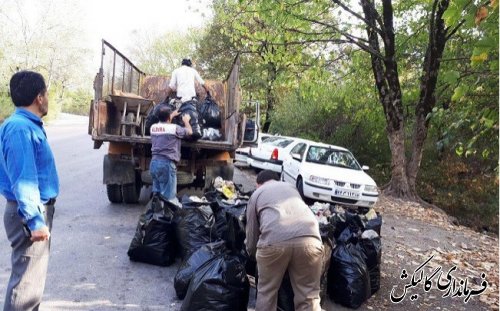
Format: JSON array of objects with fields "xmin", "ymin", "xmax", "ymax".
[
  {"xmin": 0, "ymin": 0, "xmax": 212, "ymax": 76},
  {"xmin": 78, "ymin": 0, "xmax": 212, "ymax": 70},
  {"xmin": 80, "ymin": 0, "xmax": 211, "ymax": 55}
]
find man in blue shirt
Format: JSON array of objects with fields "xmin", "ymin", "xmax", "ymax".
[{"xmin": 0, "ymin": 71, "xmax": 59, "ymax": 311}]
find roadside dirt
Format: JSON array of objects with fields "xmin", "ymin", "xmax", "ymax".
[{"xmin": 323, "ymin": 194, "xmax": 499, "ymax": 311}]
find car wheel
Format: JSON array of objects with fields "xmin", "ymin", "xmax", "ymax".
[
  {"xmin": 280, "ymin": 168, "xmax": 285, "ymax": 181},
  {"xmin": 296, "ymin": 176, "xmax": 305, "ymax": 198}
]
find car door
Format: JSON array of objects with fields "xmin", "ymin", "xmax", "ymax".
[{"xmin": 284, "ymin": 142, "xmax": 306, "ymax": 182}]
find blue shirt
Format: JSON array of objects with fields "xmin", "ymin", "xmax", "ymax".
[{"xmin": 0, "ymin": 108, "xmax": 59, "ymax": 231}]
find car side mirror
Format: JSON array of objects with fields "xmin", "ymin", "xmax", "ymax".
[
  {"xmin": 291, "ymin": 153, "xmax": 301, "ymax": 161},
  {"xmin": 362, "ymin": 165, "xmax": 369, "ymax": 171}
]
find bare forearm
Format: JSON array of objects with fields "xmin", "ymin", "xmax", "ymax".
[{"xmin": 183, "ymin": 121, "xmax": 193, "ymax": 136}]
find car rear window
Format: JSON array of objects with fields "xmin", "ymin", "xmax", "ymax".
[{"xmin": 268, "ymin": 139, "xmax": 294, "ymax": 148}]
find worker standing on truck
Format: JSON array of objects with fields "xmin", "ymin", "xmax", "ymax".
[
  {"xmin": 245, "ymin": 170, "xmax": 324, "ymax": 311},
  {"xmin": 149, "ymin": 106, "xmax": 192, "ymax": 204},
  {"xmin": 165, "ymin": 58, "xmax": 210, "ymax": 102},
  {"xmin": 0, "ymin": 71, "xmax": 59, "ymax": 311}
]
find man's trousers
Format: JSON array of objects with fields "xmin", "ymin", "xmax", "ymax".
[
  {"xmin": 255, "ymin": 237, "xmax": 324, "ymax": 311},
  {"xmin": 3, "ymin": 201, "xmax": 54, "ymax": 311}
]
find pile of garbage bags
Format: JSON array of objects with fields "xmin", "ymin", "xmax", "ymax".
[
  {"xmin": 127, "ymin": 180, "xmax": 382, "ymax": 310},
  {"xmin": 127, "ymin": 179, "xmax": 250, "ymax": 311},
  {"xmin": 145, "ymin": 94, "xmax": 222, "ymax": 141},
  {"xmin": 321, "ymin": 204, "xmax": 382, "ymax": 309}
]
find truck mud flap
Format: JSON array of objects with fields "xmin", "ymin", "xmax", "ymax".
[{"xmin": 103, "ymin": 154, "xmax": 135, "ymax": 185}]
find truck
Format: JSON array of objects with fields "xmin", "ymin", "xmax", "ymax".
[{"xmin": 88, "ymin": 40, "xmax": 258, "ymax": 203}]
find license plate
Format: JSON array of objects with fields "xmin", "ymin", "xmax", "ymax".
[{"xmin": 334, "ymin": 189, "xmax": 359, "ymax": 198}]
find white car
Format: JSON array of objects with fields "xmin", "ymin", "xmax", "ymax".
[
  {"xmin": 247, "ymin": 136, "xmax": 305, "ymax": 173},
  {"xmin": 281, "ymin": 141, "xmax": 379, "ymax": 208},
  {"xmin": 235, "ymin": 133, "xmax": 273, "ymax": 163}
]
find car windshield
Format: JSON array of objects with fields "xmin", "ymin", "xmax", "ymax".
[
  {"xmin": 266, "ymin": 138, "xmax": 294, "ymax": 148},
  {"xmin": 305, "ymin": 146, "xmax": 361, "ymax": 170}
]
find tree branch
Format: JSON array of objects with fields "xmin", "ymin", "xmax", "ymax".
[
  {"xmin": 286, "ymin": 12, "xmax": 385, "ymax": 58},
  {"xmin": 445, "ymin": 19, "xmax": 466, "ymax": 40},
  {"xmin": 332, "ymin": 0, "xmax": 385, "ymax": 36}
]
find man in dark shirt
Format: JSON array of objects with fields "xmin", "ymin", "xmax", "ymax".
[
  {"xmin": 150, "ymin": 106, "xmax": 192, "ymax": 203},
  {"xmin": 0, "ymin": 71, "xmax": 59, "ymax": 311},
  {"xmin": 246, "ymin": 170, "xmax": 323, "ymax": 311}
]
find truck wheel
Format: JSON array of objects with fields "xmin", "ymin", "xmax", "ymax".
[
  {"xmin": 220, "ymin": 164, "xmax": 235, "ymax": 181},
  {"xmin": 122, "ymin": 179, "xmax": 142, "ymax": 204},
  {"xmin": 106, "ymin": 184, "xmax": 123, "ymax": 203},
  {"xmin": 204, "ymin": 164, "xmax": 235, "ymax": 190}
]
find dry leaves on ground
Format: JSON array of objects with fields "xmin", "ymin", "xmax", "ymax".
[{"xmin": 376, "ymin": 195, "xmax": 499, "ymax": 310}]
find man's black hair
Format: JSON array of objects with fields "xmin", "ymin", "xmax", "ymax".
[
  {"xmin": 256, "ymin": 170, "xmax": 279, "ymax": 185},
  {"xmin": 9, "ymin": 71, "xmax": 47, "ymax": 107},
  {"xmin": 181, "ymin": 58, "xmax": 192, "ymax": 67},
  {"xmin": 157, "ymin": 105, "xmax": 172, "ymax": 122}
]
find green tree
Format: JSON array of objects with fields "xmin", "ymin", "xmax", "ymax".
[
  {"xmin": 129, "ymin": 29, "xmax": 204, "ymax": 75},
  {"xmin": 0, "ymin": 0, "xmax": 91, "ymax": 119},
  {"xmin": 227, "ymin": 0, "xmax": 498, "ymax": 202}
]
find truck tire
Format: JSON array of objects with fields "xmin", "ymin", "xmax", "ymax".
[
  {"xmin": 204, "ymin": 164, "xmax": 235, "ymax": 189},
  {"xmin": 106, "ymin": 184, "xmax": 123, "ymax": 203},
  {"xmin": 220, "ymin": 163, "xmax": 235, "ymax": 181},
  {"xmin": 122, "ymin": 178, "xmax": 142, "ymax": 204}
]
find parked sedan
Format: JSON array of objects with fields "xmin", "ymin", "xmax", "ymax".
[
  {"xmin": 247, "ymin": 136, "xmax": 305, "ymax": 173},
  {"xmin": 235, "ymin": 133, "xmax": 273, "ymax": 163},
  {"xmin": 281, "ymin": 141, "xmax": 379, "ymax": 208}
]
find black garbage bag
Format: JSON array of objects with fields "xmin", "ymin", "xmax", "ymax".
[
  {"xmin": 127, "ymin": 196, "xmax": 176, "ymax": 266},
  {"xmin": 330, "ymin": 209, "xmax": 365, "ymax": 240},
  {"xmin": 173, "ymin": 101, "xmax": 202, "ymax": 140},
  {"xmin": 199, "ymin": 94, "xmax": 221, "ymax": 128},
  {"xmin": 360, "ymin": 230, "xmax": 382, "ymax": 295},
  {"xmin": 174, "ymin": 198, "xmax": 217, "ymax": 260},
  {"xmin": 328, "ymin": 242, "xmax": 371, "ymax": 309},
  {"xmin": 363, "ymin": 213, "xmax": 382, "ymax": 236},
  {"xmin": 181, "ymin": 254, "xmax": 249, "ymax": 311},
  {"xmin": 277, "ymin": 271, "xmax": 294, "ymax": 311},
  {"xmin": 145, "ymin": 99, "xmax": 175, "ymax": 135},
  {"xmin": 174, "ymin": 241, "xmax": 227, "ymax": 300},
  {"xmin": 218, "ymin": 199, "xmax": 247, "ymax": 253},
  {"xmin": 319, "ymin": 222, "xmax": 335, "ymax": 247}
]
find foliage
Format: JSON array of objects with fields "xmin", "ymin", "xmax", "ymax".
[
  {"xmin": 188, "ymin": 0, "xmax": 498, "ymax": 229},
  {"xmin": 129, "ymin": 29, "xmax": 205, "ymax": 75},
  {"xmin": 418, "ymin": 152, "xmax": 499, "ymax": 233},
  {"xmin": 0, "ymin": 0, "xmax": 92, "ymax": 118},
  {"xmin": 61, "ymin": 88, "xmax": 93, "ymax": 116}
]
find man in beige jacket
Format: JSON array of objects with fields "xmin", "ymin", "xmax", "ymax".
[{"xmin": 245, "ymin": 170, "xmax": 323, "ymax": 311}]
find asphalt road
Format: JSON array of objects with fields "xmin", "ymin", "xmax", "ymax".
[{"xmin": 0, "ymin": 114, "xmax": 258, "ymax": 311}]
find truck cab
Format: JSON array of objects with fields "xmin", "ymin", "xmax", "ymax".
[{"xmin": 89, "ymin": 40, "xmax": 257, "ymax": 203}]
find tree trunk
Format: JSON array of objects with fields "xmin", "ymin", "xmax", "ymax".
[
  {"xmin": 262, "ymin": 62, "xmax": 277, "ymax": 133},
  {"xmin": 407, "ymin": 0, "xmax": 450, "ymax": 192},
  {"xmin": 360, "ymin": 0, "xmax": 417, "ymax": 199},
  {"xmin": 385, "ymin": 127, "xmax": 417, "ymax": 199}
]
